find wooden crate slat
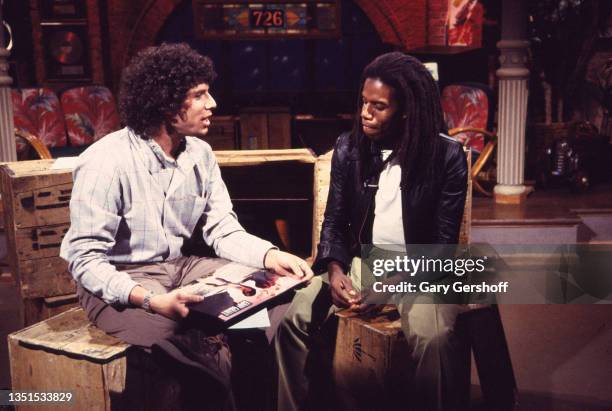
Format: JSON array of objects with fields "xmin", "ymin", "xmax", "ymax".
[
  {"xmin": 12, "ymin": 185, "xmax": 71, "ymax": 228},
  {"xmin": 15, "ymin": 224, "xmax": 70, "ymax": 260},
  {"xmin": 311, "ymin": 150, "xmax": 333, "ymax": 260},
  {"xmin": 9, "ymin": 336, "xmax": 113, "ymax": 411},
  {"xmin": 19, "ymin": 256, "xmax": 75, "ymax": 298},
  {"xmin": 11, "ymin": 307, "xmax": 129, "ymax": 361},
  {"xmin": 215, "ymin": 148, "xmax": 316, "ymax": 166},
  {"xmin": 62, "ymin": 323, "xmax": 131, "ymax": 360},
  {"xmin": 10, "ymin": 172, "xmax": 73, "ymax": 194}
]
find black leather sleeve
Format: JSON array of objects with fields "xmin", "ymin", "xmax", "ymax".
[
  {"xmin": 433, "ymin": 142, "xmax": 468, "ymax": 244},
  {"xmin": 312, "ymin": 133, "xmax": 353, "ymax": 273}
]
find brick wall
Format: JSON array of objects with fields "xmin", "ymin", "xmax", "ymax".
[
  {"xmin": 105, "ymin": 0, "xmax": 453, "ymax": 87},
  {"xmin": 106, "ymin": 0, "xmax": 181, "ymax": 91},
  {"xmin": 428, "ymin": 0, "xmax": 449, "ymax": 46}
]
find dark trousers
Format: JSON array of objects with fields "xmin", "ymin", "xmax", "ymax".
[{"xmin": 78, "ymin": 256, "xmax": 286, "ymax": 411}]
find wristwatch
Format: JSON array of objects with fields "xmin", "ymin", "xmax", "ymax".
[{"xmin": 142, "ymin": 290, "xmax": 155, "ymax": 313}]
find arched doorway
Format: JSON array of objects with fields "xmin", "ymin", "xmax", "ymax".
[{"xmin": 154, "ymin": 0, "xmax": 390, "ymax": 116}]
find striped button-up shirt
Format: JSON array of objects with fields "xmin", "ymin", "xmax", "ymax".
[{"xmin": 60, "ymin": 127, "xmax": 274, "ymax": 305}]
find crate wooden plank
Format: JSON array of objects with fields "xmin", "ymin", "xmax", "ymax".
[
  {"xmin": 333, "ymin": 308, "xmax": 411, "ymax": 409},
  {"xmin": 460, "ymin": 148, "xmax": 472, "ymax": 245},
  {"xmin": 268, "ymin": 112, "xmax": 291, "ymax": 149},
  {"xmin": 240, "ymin": 112, "xmax": 269, "ymax": 149},
  {"xmin": 9, "ymin": 335, "xmax": 114, "ymax": 411},
  {"xmin": 203, "ymin": 117, "xmax": 238, "ymax": 150},
  {"xmin": 11, "ymin": 183, "xmax": 71, "ymax": 228},
  {"xmin": 12, "ymin": 307, "xmax": 129, "ymax": 361},
  {"xmin": 18, "ymin": 256, "xmax": 75, "ymax": 299},
  {"xmin": 1, "ymin": 165, "xmax": 20, "ymax": 292},
  {"xmin": 311, "ymin": 150, "xmax": 333, "ymax": 259},
  {"xmin": 0, "ymin": 159, "xmax": 56, "ymax": 176},
  {"xmin": 23, "ymin": 294, "xmax": 79, "ymax": 326},
  {"xmin": 15, "ymin": 223, "xmax": 70, "ymax": 260},
  {"xmin": 215, "ymin": 148, "xmax": 316, "ymax": 166}
]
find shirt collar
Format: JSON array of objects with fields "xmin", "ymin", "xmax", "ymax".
[
  {"xmin": 146, "ymin": 138, "xmax": 179, "ymax": 169},
  {"xmin": 128, "ymin": 129, "xmax": 197, "ymax": 174}
]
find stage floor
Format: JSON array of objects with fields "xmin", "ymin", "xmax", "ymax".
[{"xmin": 471, "ymin": 184, "xmax": 612, "ymax": 243}]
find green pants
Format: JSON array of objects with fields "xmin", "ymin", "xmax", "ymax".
[{"xmin": 275, "ymin": 258, "xmax": 471, "ymax": 411}]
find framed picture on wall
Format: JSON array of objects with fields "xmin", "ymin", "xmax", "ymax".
[
  {"xmin": 41, "ymin": 23, "xmax": 92, "ymax": 81},
  {"xmin": 39, "ymin": 0, "xmax": 87, "ymax": 20}
]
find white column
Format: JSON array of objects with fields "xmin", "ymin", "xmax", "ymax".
[
  {"xmin": 493, "ymin": 0, "xmax": 530, "ymax": 204},
  {"xmin": 494, "ymin": 40, "xmax": 529, "ymax": 202}
]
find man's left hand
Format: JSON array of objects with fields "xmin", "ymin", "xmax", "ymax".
[{"xmin": 264, "ymin": 249, "xmax": 314, "ymax": 282}]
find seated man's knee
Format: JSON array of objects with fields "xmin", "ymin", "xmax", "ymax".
[
  {"xmin": 278, "ymin": 301, "xmax": 313, "ymax": 339},
  {"xmin": 278, "ymin": 277, "xmax": 326, "ymax": 339},
  {"xmin": 401, "ymin": 304, "xmax": 459, "ymax": 348}
]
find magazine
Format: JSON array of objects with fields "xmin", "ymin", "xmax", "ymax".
[{"xmin": 184, "ymin": 262, "xmax": 308, "ymax": 324}]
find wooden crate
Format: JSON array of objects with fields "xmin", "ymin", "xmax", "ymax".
[
  {"xmin": 333, "ymin": 307, "xmax": 473, "ymax": 410},
  {"xmin": 239, "ymin": 107, "xmax": 291, "ymax": 149},
  {"xmin": 22, "ymin": 293, "xmax": 79, "ymax": 327},
  {"xmin": 9, "ymin": 307, "xmax": 181, "ymax": 411},
  {"xmin": 332, "ymin": 308, "xmax": 411, "ymax": 409},
  {"xmin": 311, "ymin": 150, "xmax": 333, "ymax": 260},
  {"xmin": 200, "ymin": 115, "xmax": 238, "ymax": 150},
  {"xmin": 0, "ymin": 160, "xmax": 76, "ymax": 325}
]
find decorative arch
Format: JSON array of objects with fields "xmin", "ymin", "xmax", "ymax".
[{"xmin": 112, "ymin": 0, "xmax": 428, "ymax": 86}]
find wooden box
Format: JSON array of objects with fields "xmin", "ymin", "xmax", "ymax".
[
  {"xmin": 0, "ymin": 160, "xmax": 76, "ymax": 325},
  {"xmin": 239, "ymin": 107, "xmax": 291, "ymax": 149},
  {"xmin": 200, "ymin": 115, "xmax": 239, "ymax": 150},
  {"xmin": 9, "ymin": 307, "xmax": 180, "ymax": 411},
  {"xmin": 332, "ymin": 308, "xmax": 411, "ymax": 409}
]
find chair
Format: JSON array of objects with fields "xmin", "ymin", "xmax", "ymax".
[
  {"xmin": 11, "ymin": 88, "xmax": 66, "ymax": 159},
  {"xmin": 60, "ymin": 85, "xmax": 120, "ymax": 148},
  {"xmin": 441, "ymin": 83, "xmax": 498, "ymax": 196},
  {"xmin": 14, "ymin": 130, "xmax": 52, "ymax": 159}
]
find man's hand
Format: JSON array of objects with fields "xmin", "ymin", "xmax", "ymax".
[
  {"xmin": 327, "ymin": 260, "xmax": 358, "ymax": 308},
  {"xmin": 264, "ymin": 249, "xmax": 314, "ymax": 282},
  {"xmin": 129, "ymin": 285, "xmax": 203, "ymax": 320},
  {"xmin": 149, "ymin": 289, "xmax": 204, "ymax": 320},
  {"xmin": 329, "ymin": 271, "xmax": 360, "ymax": 308}
]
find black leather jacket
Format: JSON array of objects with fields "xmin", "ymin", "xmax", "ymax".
[{"xmin": 313, "ymin": 132, "xmax": 468, "ymax": 273}]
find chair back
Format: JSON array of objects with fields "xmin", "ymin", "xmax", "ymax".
[
  {"xmin": 61, "ymin": 86, "xmax": 120, "ymax": 147},
  {"xmin": 311, "ymin": 150, "xmax": 333, "ymax": 259},
  {"xmin": 11, "ymin": 88, "xmax": 66, "ymax": 155},
  {"xmin": 441, "ymin": 83, "xmax": 493, "ymax": 153}
]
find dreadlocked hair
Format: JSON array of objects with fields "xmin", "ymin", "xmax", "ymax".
[{"xmin": 351, "ymin": 52, "xmax": 446, "ymax": 185}]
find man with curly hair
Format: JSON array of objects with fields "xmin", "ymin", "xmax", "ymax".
[{"xmin": 60, "ymin": 42, "xmax": 312, "ymax": 409}]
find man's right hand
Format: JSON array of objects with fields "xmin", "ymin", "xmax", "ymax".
[
  {"xmin": 149, "ymin": 289, "xmax": 204, "ymax": 320},
  {"xmin": 328, "ymin": 261, "xmax": 358, "ymax": 308},
  {"xmin": 130, "ymin": 286, "xmax": 204, "ymax": 320}
]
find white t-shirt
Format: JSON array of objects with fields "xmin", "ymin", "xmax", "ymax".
[{"xmin": 372, "ymin": 150, "xmax": 405, "ymax": 246}]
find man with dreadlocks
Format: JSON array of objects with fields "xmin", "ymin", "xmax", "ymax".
[{"xmin": 275, "ymin": 52, "xmax": 468, "ymax": 410}]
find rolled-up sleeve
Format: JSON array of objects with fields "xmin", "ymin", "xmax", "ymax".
[
  {"xmin": 201, "ymin": 156, "xmax": 275, "ymax": 268},
  {"xmin": 60, "ymin": 155, "xmax": 139, "ymax": 305}
]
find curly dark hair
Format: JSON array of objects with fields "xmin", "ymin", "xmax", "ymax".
[
  {"xmin": 352, "ymin": 52, "xmax": 445, "ymax": 185},
  {"xmin": 118, "ymin": 43, "xmax": 217, "ymax": 138}
]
